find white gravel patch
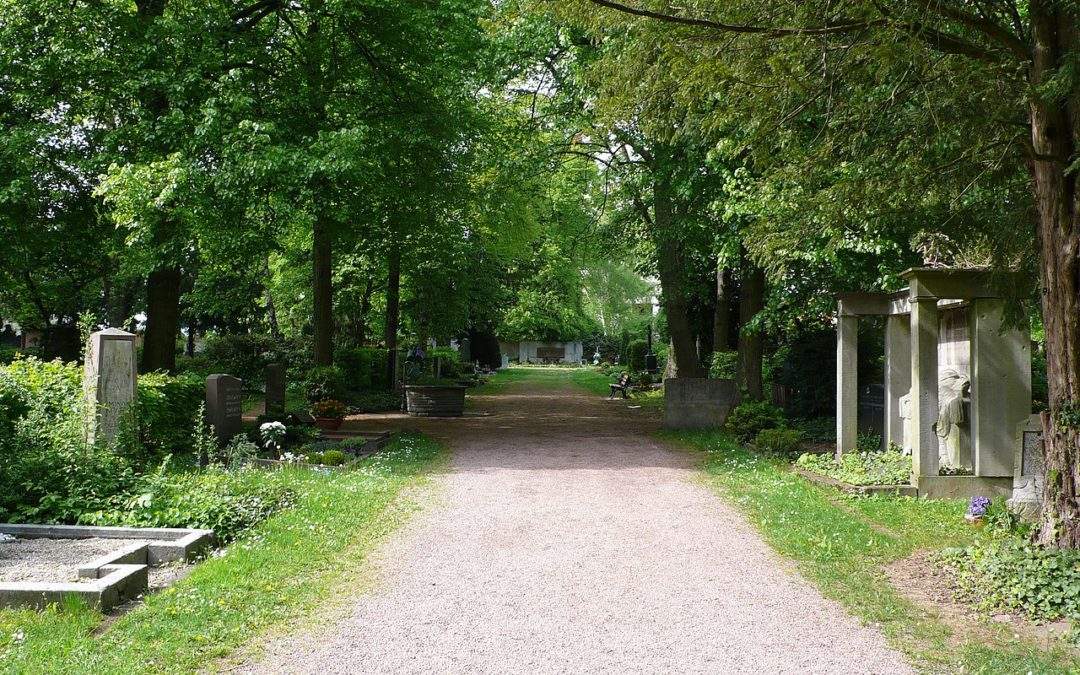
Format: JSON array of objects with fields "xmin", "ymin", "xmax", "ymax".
[
  {"xmin": 0, "ymin": 537, "xmax": 147, "ymax": 583},
  {"xmin": 245, "ymin": 382, "xmax": 912, "ymax": 674}
]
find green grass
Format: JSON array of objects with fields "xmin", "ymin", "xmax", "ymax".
[
  {"xmin": 0, "ymin": 432, "xmax": 444, "ymax": 674},
  {"xmin": 670, "ymin": 430, "xmax": 1079, "ymax": 673}
]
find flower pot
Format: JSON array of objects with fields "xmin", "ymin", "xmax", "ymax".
[
  {"xmin": 405, "ymin": 385, "xmax": 466, "ymax": 417},
  {"xmin": 314, "ymin": 417, "xmax": 343, "ymax": 431}
]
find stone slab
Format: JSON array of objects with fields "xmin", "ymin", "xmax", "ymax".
[
  {"xmin": 915, "ymin": 475, "xmax": 1013, "ymax": 500},
  {"xmin": 663, "ymin": 378, "xmax": 736, "ymax": 429}
]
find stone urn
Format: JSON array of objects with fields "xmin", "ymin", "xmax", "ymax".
[{"xmin": 405, "ymin": 385, "xmax": 466, "ymax": 417}]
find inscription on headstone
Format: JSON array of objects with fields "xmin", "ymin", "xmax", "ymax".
[
  {"xmin": 265, "ymin": 363, "xmax": 285, "ymax": 417},
  {"xmin": 83, "ymin": 328, "xmax": 137, "ymax": 446},
  {"xmin": 206, "ymin": 374, "xmax": 243, "ymax": 445},
  {"xmin": 1009, "ymin": 414, "xmax": 1045, "ymax": 520}
]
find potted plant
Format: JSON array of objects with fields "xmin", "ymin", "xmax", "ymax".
[
  {"xmin": 310, "ymin": 399, "xmax": 347, "ymax": 431},
  {"xmin": 965, "ymin": 495, "xmax": 991, "ymax": 527},
  {"xmin": 404, "ymin": 377, "xmax": 466, "ymax": 417}
]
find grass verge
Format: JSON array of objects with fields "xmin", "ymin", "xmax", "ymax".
[
  {"xmin": 0, "ymin": 432, "xmax": 444, "ymax": 674},
  {"xmin": 668, "ymin": 430, "xmax": 1079, "ymax": 674}
]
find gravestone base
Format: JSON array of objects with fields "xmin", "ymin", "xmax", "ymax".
[
  {"xmin": 663, "ymin": 378, "xmax": 736, "ymax": 430},
  {"xmin": 914, "ymin": 475, "xmax": 1013, "ymax": 500}
]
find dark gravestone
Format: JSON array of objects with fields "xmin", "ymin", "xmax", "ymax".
[
  {"xmin": 265, "ymin": 363, "xmax": 285, "ymax": 416},
  {"xmin": 664, "ymin": 378, "xmax": 737, "ymax": 429},
  {"xmin": 206, "ymin": 374, "xmax": 243, "ymax": 445}
]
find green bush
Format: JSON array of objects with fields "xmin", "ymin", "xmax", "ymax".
[
  {"xmin": 192, "ymin": 333, "xmax": 310, "ymax": 384},
  {"xmin": 788, "ymin": 417, "xmax": 835, "ymax": 443},
  {"xmin": 349, "ymin": 390, "xmax": 401, "ymax": 413},
  {"xmin": 136, "ymin": 371, "xmax": 204, "ymax": 458},
  {"xmin": 726, "ymin": 399, "xmax": 785, "ymax": 440},
  {"xmin": 304, "ymin": 365, "xmax": 346, "ymax": 403},
  {"xmin": 320, "ymin": 449, "xmax": 347, "ymax": 466},
  {"xmin": 303, "ymin": 450, "xmax": 324, "ymax": 464},
  {"xmin": 335, "ymin": 346, "xmax": 391, "ymax": 391},
  {"xmin": 796, "ymin": 449, "xmax": 912, "ymax": 486},
  {"xmin": 754, "ymin": 428, "xmax": 804, "ymax": 454},
  {"xmin": 626, "ymin": 339, "xmax": 648, "ymax": 372},
  {"xmin": 82, "ymin": 463, "xmax": 296, "ymax": 542},
  {"xmin": 709, "ymin": 350, "xmax": 738, "ymax": 379}
]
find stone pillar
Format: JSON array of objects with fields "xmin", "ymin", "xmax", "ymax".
[
  {"xmin": 83, "ymin": 328, "xmax": 138, "ymax": 446},
  {"xmin": 884, "ymin": 315, "xmax": 911, "ymax": 451},
  {"xmin": 836, "ymin": 315, "xmax": 858, "ymax": 458},
  {"xmin": 910, "ymin": 299, "xmax": 939, "ymax": 478},
  {"xmin": 265, "ymin": 363, "xmax": 285, "ymax": 417},
  {"xmin": 970, "ymin": 298, "xmax": 1031, "ymax": 477},
  {"xmin": 206, "ymin": 374, "xmax": 243, "ymax": 446}
]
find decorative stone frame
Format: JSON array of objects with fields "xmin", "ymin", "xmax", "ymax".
[{"xmin": 836, "ymin": 268, "xmax": 1030, "ymax": 498}]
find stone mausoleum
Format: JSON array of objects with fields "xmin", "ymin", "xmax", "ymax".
[
  {"xmin": 499, "ymin": 340, "xmax": 584, "ymax": 365},
  {"xmin": 836, "ymin": 268, "xmax": 1031, "ymax": 498}
]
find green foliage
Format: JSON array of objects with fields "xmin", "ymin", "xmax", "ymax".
[
  {"xmin": 349, "ymin": 391, "xmax": 402, "ymax": 413},
  {"xmin": 726, "ymin": 399, "xmax": 785, "ymax": 440},
  {"xmin": 858, "ymin": 433, "xmax": 883, "ymax": 454},
  {"xmin": 626, "ymin": 339, "xmax": 648, "ymax": 371},
  {"xmin": 81, "ymin": 464, "xmax": 296, "ymax": 543},
  {"xmin": 940, "ymin": 537, "xmax": 1080, "ymax": 625},
  {"xmin": 709, "ymin": 351, "xmax": 738, "ymax": 379},
  {"xmin": 334, "ymin": 346, "xmax": 389, "ymax": 391},
  {"xmin": 788, "ymin": 417, "xmax": 835, "ymax": 443},
  {"xmin": 304, "ymin": 366, "xmax": 346, "ymax": 404},
  {"xmin": 796, "ymin": 449, "xmax": 912, "ymax": 486},
  {"xmin": 320, "ymin": 450, "xmax": 347, "ymax": 466},
  {"xmin": 754, "ymin": 428, "xmax": 804, "ymax": 454},
  {"xmin": 184, "ymin": 334, "xmax": 310, "ymax": 385},
  {"xmin": 135, "ymin": 372, "xmax": 204, "ymax": 458}
]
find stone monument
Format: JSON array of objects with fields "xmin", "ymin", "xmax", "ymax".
[
  {"xmin": 1007, "ymin": 414, "xmax": 1045, "ymax": 520},
  {"xmin": 265, "ymin": 363, "xmax": 285, "ymax": 417},
  {"xmin": 206, "ymin": 374, "xmax": 243, "ymax": 446},
  {"xmin": 83, "ymin": 328, "xmax": 137, "ymax": 446},
  {"xmin": 664, "ymin": 378, "xmax": 737, "ymax": 429}
]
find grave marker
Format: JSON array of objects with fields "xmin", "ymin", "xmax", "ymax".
[
  {"xmin": 265, "ymin": 363, "xmax": 285, "ymax": 416},
  {"xmin": 206, "ymin": 374, "xmax": 243, "ymax": 445},
  {"xmin": 83, "ymin": 328, "xmax": 137, "ymax": 446}
]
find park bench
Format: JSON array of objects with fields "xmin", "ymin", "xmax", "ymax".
[{"xmin": 609, "ymin": 373, "xmax": 632, "ymax": 399}]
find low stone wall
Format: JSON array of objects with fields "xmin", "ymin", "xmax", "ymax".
[
  {"xmin": 405, "ymin": 385, "xmax": 466, "ymax": 417},
  {"xmin": 663, "ymin": 378, "xmax": 737, "ymax": 429}
]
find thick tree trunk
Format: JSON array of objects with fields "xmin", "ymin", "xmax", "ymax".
[
  {"xmin": 384, "ymin": 247, "xmax": 401, "ymax": 389},
  {"xmin": 736, "ymin": 259, "xmax": 765, "ymax": 400},
  {"xmin": 355, "ymin": 277, "xmax": 374, "ymax": 345},
  {"xmin": 141, "ymin": 266, "xmax": 182, "ymax": 372},
  {"xmin": 1030, "ymin": 3, "xmax": 1080, "ymax": 548},
  {"xmin": 312, "ymin": 215, "xmax": 333, "ymax": 366},
  {"xmin": 653, "ymin": 174, "xmax": 704, "ymax": 378},
  {"xmin": 714, "ymin": 266, "xmax": 733, "ymax": 352},
  {"xmin": 185, "ymin": 318, "xmax": 196, "ymax": 357}
]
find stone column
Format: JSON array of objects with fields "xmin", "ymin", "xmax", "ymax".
[
  {"xmin": 836, "ymin": 315, "xmax": 858, "ymax": 458},
  {"xmin": 910, "ymin": 299, "xmax": 939, "ymax": 478},
  {"xmin": 970, "ymin": 298, "xmax": 1031, "ymax": 477},
  {"xmin": 884, "ymin": 315, "xmax": 911, "ymax": 451},
  {"xmin": 83, "ymin": 328, "xmax": 137, "ymax": 447}
]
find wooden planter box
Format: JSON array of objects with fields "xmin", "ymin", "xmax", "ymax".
[{"xmin": 405, "ymin": 385, "xmax": 466, "ymax": 417}]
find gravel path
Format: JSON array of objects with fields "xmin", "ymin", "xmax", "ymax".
[{"xmin": 246, "ymin": 377, "xmax": 912, "ymax": 674}]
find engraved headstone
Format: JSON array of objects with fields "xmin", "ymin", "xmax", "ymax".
[
  {"xmin": 206, "ymin": 374, "xmax": 243, "ymax": 445},
  {"xmin": 1008, "ymin": 414, "xmax": 1045, "ymax": 520},
  {"xmin": 83, "ymin": 328, "xmax": 137, "ymax": 446},
  {"xmin": 265, "ymin": 363, "xmax": 285, "ymax": 417}
]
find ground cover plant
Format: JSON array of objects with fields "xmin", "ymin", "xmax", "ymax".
[
  {"xmin": 0, "ymin": 433, "xmax": 443, "ymax": 673},
  {"xmin": 670, "ymin": 430, "xmax": 1079, "ymax": 672},
  {"xmin": 796, "ymin": 447, "xmax": 912, "ymax": 486}
]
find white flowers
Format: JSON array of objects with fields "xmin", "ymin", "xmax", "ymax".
[{"xmin": 260, "ymin": 421, "xmax": 287, "ymax": 455}]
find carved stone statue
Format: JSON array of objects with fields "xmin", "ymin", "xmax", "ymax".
[{"xmin": 934, "ymin": 368, "xmax": 970, "ymax": 470}]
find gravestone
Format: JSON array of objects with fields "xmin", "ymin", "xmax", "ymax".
[
  {"xmin": 1007, "ymin": 414, "xmax": 1045, "ymax": 520},
  {"xmin": 265, "ymin": 363, "xmax": 285, "ymax": 417},
  {"xmin": 206, "ymin": 374, "xmax": 243, "ymax": 445},
  {"xmin": 664, "ymin": 378, "xmax": 737, "ymax": 429},
  {"xmin": 83, "ymin": 328, "xmax": 137, "ymax": 446}
]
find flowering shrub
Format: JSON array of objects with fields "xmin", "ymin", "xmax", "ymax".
[
  {"xmin": 259, "ymin": 421, "xmax": 287, "ymax": 456},
  {"xmin": 310, "ymin": 399, "xmax": 347, "ymax": 419},
  {"xmin": 968, "ymin": 495, "xmax": 992, "ymax": 517},
  {"xmin": 796, "ymin": 449, "xmax": 912, "ymax": 486}
]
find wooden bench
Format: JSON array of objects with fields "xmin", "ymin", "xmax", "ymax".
[{"xmin": 609, "ymin": 373, "xmax": 632, "ymax": 399}]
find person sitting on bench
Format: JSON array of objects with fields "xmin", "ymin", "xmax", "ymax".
[{"xmin": 609, "ymin": 373, "xmax": 632, "ymax": 399}]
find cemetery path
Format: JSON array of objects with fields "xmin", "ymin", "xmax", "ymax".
[{"xmin": 243, "ymin": 375, "xmax": 912, "ymax": 674}]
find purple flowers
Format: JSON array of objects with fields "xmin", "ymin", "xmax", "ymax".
[{"xmin": 968, "ymin": 495, "xmax": 991, "ymax": 517}]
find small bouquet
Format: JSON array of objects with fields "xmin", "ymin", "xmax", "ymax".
[{"xmin": 965, "ymin": 495, "xmax": 991, "ymax": 525}]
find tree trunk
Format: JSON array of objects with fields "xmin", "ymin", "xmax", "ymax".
[
  {"xmin": 356, "ymin": 277, "xmax": 374, "ymax": 345},
  {"xmin": 312, "ymin": 214, "xmax": 333, "ymax": 366},
  {"xmin": 653, "ymin": 173, "xmax": 704, "ymax": 378},
  {"xmin": 185, "ymin": 318, "xmax": 196, "ymax": 357},
  {"xmin": 264, "ymin": 256, "xmax": 281, "ymax": 341},
  {"xmin": 384, "ymin": 247, "xmax": 401, "ymax": 389},
  {"xmin": 736, "ymin": 259, "xmax": 765, "ymax": 400},
  {"xmin": 714, "ymin": 267, "xmax": 733, "ymax": 351},
  {"xmin": 1030, "ymin": 2, "xmax": 1080, "ymax": 548},
  {"xmin": 141, "ymin": 266, "xmax": 182, "ymax": 372}
]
